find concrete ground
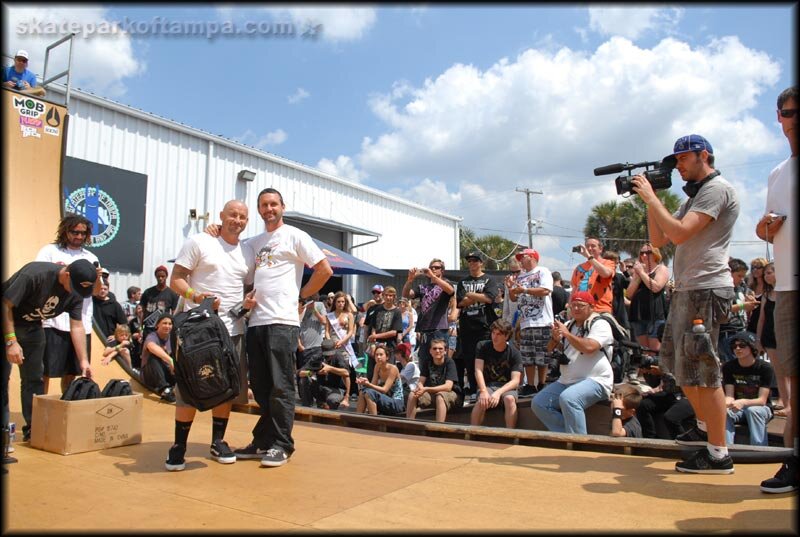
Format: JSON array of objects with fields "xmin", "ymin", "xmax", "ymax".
[{"xmin": 3, "ymin": 358, "xmax": 797, "ymax": 533}]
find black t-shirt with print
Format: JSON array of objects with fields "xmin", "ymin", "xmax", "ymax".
[
  {"xmin": 722, "ymin": 358, "xmax": 775, "ymax": 404},
  {"xmin": 318, "ymin": 354, "xmax": 350, "ymax": 391},
  {"xmin": 370, "ymin": 304, "xmax": 403, "ymax": 347},
  {"xmin": 457, "ymin": 274, "xmax": 501, "ymax": 333},
  {"xmin": 140, "ymin": 285, "xmax": 180, "ymax": 315},
  {"xmin": 420, "ymin": 356, "xmax": 461, "ymax": 395},
  {"xmin": 3, "ymin": 262, "xmax": 83, "ymax": 327},
  {"xmin": 475, "ymin": 340, "xmax": 523, "ymax": 384},
  {"xmin": 415, "ymin": 281, "xmax": 454, "ymax": 332}
]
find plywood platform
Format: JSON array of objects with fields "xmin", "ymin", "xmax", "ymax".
[{"xmin": 3, "ymin": 359, "xmax": 796, "ymax": 533}]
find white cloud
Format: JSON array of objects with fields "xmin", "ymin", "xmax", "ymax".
[
  {"xmin": 287, "ymin": 87, "xmax": 310, "ymax": 104},
  {"xmin": 235, "ymin": 128, "xmax": 288, "ymax": 149},
  {"xmin": 316, "ymin": 155, "xmax": 366, "ymax": 183},
  {"xmin": 331, "ymin": 35, "xmax": 782, "ymax": 272},
  {"xmin": 4, "ymin": 5, "xmax": 144, "ymax": 97},
  {"xmin": 587, "ymin": 6, "xmax": 684, "ymax": 41},
  {"xmin": 263, "ymin": 6, "xmax": 377, "ymax": 42}
]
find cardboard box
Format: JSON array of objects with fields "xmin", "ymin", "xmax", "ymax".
[{"xmin": 31, "ymin": 393, "xmax": 143, "ymax": 455}]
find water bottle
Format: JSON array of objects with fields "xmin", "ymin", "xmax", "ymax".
[{"xmin": 692, "ymin": 318, "xmax": 706, "ymax": 334}]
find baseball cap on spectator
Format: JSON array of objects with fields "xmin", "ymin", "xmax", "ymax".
[
  {"xmin": 729, "ymin": 331, "xmax": 758, "ymax": 355},
  {"xmin": 464, "ymin": 251, "xmax": 483, "ymax": 262},
  {"xmin": 515, "ymin": 248, "xmax": 539, "ymax": 262},
  {"xmin": 321, "ymin": 339, "xmax": 337, "ymax": 357},
  {"xmin": 68, "ymin": 259, "xmax": 98, "ymax": 298},
  {"xmin": 15, "ymin": 50, "xmax": 29, "ymax": 60},
  {"xmin": 100, "ymin": 267, "xmax": 110, "ymax": 277},
  {"xmin": 671, "ymin": 134, "xmax": 713, "ymax": 157},
  {"xmin": 371, "ymin": 284, "xmax": 384, "ymax": 293},
  {"xmin": 570, "ymin": 291, "xmax": 595, "ymax": 306},
  {"xmin": 154, "ymin": 265, "xmax": 168, "ymax": 276},
  {"xmin": 326, "ymin": 292, "xmax": 335, "ymax": 299},
  {"xmin": 394, "ymin": 342, "xmax": 412, "ymax": 359}
]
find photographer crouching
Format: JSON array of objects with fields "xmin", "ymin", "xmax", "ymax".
[
  {"xmin": 631, "ymin": 134, "xmax": 739, "ymax": 475},
  {"xmin": 531, "ymin": 291, "xmax": 614, "ymax": 435}
]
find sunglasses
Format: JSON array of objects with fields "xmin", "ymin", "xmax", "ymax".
[
  {"xmin": 779, "ymin": 109, "xmax": 798, "ymax": 119},
  {"xmin": 16, "ymin": 57, "xmax": 28, "ymax": 63},
  {"xmin": 751, "ymin": 265, "xmax": 764, "ymax": 270},
  {"xmin": 372, "ymin": 290, "xmax": 381, "ymax": 294},
  {"xmin": 68, "ymin": 229, "xmax": 88, "ymax": 236},
  {"xmin": 510, "ymin": 270, "xmax": 520, "ymax": 274},
  {"xmin": 429, "ymin": 265, "xmax": 443, "ymax": 270},
  {"xmin": 639, "ymin": 251, "xmax": 653, "ymax": 255},
  {"xmin": 625, "ymin": 265, "xmax": 633, "ymax": 269},
  {"xmin": 731, "ymin": 342, "xmax": 749, "ymax": 350}
]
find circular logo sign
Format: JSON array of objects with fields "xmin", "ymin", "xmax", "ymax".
[{"xmin": 64, "ymin": 185, "xmax": 121, "ymax": 247}]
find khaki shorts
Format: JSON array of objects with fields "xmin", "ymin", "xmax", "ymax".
[
  {"xmin": 774, "ymin": 290, "xmax": 798, "ymax": 372},
  {"xmin": 417, "ymin": 389, "xmax": 461, "ymax": 410},
  {"xmin": 659, "ymin": 288, "xmax": 733, "ymax": 388}
]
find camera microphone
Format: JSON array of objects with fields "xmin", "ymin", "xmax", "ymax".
[{"xmin": 593, "ymin": 163, "xmax": 627, "ymax": 176}]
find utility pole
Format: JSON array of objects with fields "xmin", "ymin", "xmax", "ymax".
[{"xmin": 516, "ymin": 187, "xmax": 543, "ymax": 248}]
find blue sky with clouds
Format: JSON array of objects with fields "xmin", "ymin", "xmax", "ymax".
[{"xmin": 4, "ymin": 4, "xmax": 796, "ymax": 274}]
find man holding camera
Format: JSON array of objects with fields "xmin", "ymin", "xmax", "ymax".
[
  {"xmin": 531, "ymin": 291, "xmax": 614, "ymax": 434},
  {"xmin": 755, "ymin": 85, "xmax": 797, "ymax": 493},
  {"xmin": 632, "ymin": 134, "xmax": 739, "ymax": 474},
  {"xmin": 569, "ymin": 238, "xmax": 616, "ymax": 314}
]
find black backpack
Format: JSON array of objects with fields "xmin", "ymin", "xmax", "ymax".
[
  {"xmin": 61, "ymin": 377, "xmax": 101, "ymax": 401},
  {"xmin": 173, "ymin": 297, "xmax": 240, "ymax": 411},
  {"xmin": 101, "ymin": 379, "xmax": 133, "ymax": 398},
  {"xmin": 566, "ymin": 312, "xmax": 633, "ymax": 384}
]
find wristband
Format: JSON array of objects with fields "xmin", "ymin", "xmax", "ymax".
[
  {"xmin": 612, "ymin": 408, "xmax": 623, "ymax": 418},
  {"xmin": 185, "ymin": 287, "xmax": 195, "ymax": 300},
  {"xmin": 4, "ymin": 332, "xmax": 16, "ymax": 341}
]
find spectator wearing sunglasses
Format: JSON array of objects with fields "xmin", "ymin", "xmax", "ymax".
[
  {"xmin": 722, "ymin": 331, "xmax": 774, "ymax": 446},
  {"xmin": 2, "ymin": 50, "xmax": 45, "ymax": 97},
  {"xmin": 402, "ymin": 258, "xmax": 455, "ymax": 371},
  {"xmin": 755, "ymin": 85, "xmax": 798, "ymax": 494}
]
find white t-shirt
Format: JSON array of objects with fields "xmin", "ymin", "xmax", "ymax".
[
  {"xmin": 35, "ymin": 244, "xmax": 98, "ymax": 333},
  {"xmin": 400, "ymin": 361, "xmax": 420, "ymax": 391},
  {"xmin": 558, "ymin": 314, "xmax": 614, "ymax": 397},
  {"xmin": 765, "ymin": 156, "xmax": 797, "ymax": 292},
  {"xmin": 246, "ymin": 224, "xmax": 325, "ymax": 327},
  {"xmin": 174, "ymin": 233, "xmax": 255, "ymax": 336},
  {"xmin": 516, "ymin": 266, "xmax": 554, "ymax": 329}
]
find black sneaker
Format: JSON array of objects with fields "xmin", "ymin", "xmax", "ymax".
[
  {"xmin": 165, "ymin": 444, "xmax": 186, "ymax": 472},
  {"xmin": 260, "ymin": 447, "xmax": 290, "ymax": 468},
  {"xmin": 518, "ymin": 384, "xmax": 537, "ymax": 397},
  {"xmin": 675, "ymin": 449, "xmax": 734, "ymax": 475},
  {"xmin": 760, "ymin": 456, "xmax": 799, "ymax": 494},
  {"xmin": 675, "ymin": 427, "xmax": 708, "ymax": 446},
  {"xmin": 210, "ymin": 439, "xmax": 236, "ymax": 464},
  {"xmin": 234, "ymin": 442, "xmax": 269, "ymax": 460},
  {"xmin": 160, "ymin": 387, "xmax": 176, "ymax": 403}
]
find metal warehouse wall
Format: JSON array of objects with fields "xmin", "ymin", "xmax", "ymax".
[{"xmin": 62, "ymin": 89, "xmax": 460, "ymax": 302}]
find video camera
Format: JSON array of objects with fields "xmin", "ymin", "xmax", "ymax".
[
  {"xmin": 593, "ymin": 158, "xmax": 675, "ymax": 196},
  {"xmin": 618, "ymin": 339, "xmax": 658, "ymax": 369}
]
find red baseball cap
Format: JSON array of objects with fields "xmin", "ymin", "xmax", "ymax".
[
  {"xmin": 570, "ymin": 291, "xmax": 595, "ymax": 305},
  {"xmin": 515, "ymin": 248, "xmax": 539, "ymax": 262}
]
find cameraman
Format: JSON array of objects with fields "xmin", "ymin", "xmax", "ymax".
[{"xmin": 632, "ymin": 134, "xmax": 739, "ymax": 475}]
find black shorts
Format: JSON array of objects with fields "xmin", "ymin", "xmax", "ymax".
[{"xmin": 43, "ymin": 328, "xmax": 91, "ymax": 377}]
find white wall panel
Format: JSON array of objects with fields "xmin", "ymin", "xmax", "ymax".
[{"xmin": 62, "ymin": 89, "xmax": 460, "ymax": 301}]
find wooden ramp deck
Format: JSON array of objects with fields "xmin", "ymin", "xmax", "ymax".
[{"xmin": 4, "ymin": 360, "xmax": 797, "ymax": 533}]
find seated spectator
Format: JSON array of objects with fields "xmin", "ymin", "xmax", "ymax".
[
  {"xmin": 610, "ymin": 384, "xmax": 643, "ymax": 438},
  {"xmin": 407, "ymin": 338, "xmax": 462, "ymax": 422},
  {"xmin": 531, "ymin": 291, "xmax": 613, "ymax": 434},
  {"xmin": 718, "ymin": 258, "xmax": 757, "ymax": 363},
  {"xmin": 470, "ymin": 319, "xmax": 523, "ymax": 429},
  {"xmin": 92, "ymin": 281, "xmax": 128, "ymax": 343},
  {"xmin": 101, "ymin": 324, "xmax": 134, "ymax": 371},
  {"xmin": 140, "ymin": 313, "xmax": 176, "ymax": 402},
  {"xmin": 634, "ymin": 362, "xmax": 688, "ymax": 439},
  {"xmin": 297, "ymin": 339, "xmax": 351, "ymax": 410},
  {"xmin": 128, "ymin": 303, "xmax": 145, "ymax": 369},
  {"xmin": 394, "ymin": 342, "xmax": 419, "ymax": 402},
  {"xmin": 2, "ymin": 50, "xmax": 45, "ymax": 96},
  {"xmin": 122, "ymin": 286, "xmax": 141, "ymax": 321},
  {"xmin": 723, "ymin": 331, "xmax": 774, "ymax": 446},
  {"xmin": 355, "ymin": 344, "xmax": 404, "ymax": 416}
]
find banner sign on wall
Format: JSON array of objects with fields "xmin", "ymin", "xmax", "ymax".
[{"xmin": 62, "ymin": 157, "xmax": 147, "ymax": 273}]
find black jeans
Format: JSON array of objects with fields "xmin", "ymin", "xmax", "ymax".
[
  {"xmin": 247, "ymin": 324, "xmax": 299, "ymax": 455},
  {"xmin": 637, "ymin": 392, "xmax": 679, "ymax": 439},
  {"xmin": 15, "ymin": 324, "xmax": 46, "ymax": 438}
]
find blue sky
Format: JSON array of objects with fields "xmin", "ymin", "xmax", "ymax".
[{"xmin": 4, "ymin": 4, "xmax": 796, "ymax": 274}]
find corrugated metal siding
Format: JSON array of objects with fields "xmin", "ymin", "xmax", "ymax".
[{"xmin": 64, "ymin": 91, "xmax": 460, "ymax": 303}]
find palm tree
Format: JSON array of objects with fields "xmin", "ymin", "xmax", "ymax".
[
  {"xmin": 459, "ymin": 227, "xmax": 519, "ymax": 270},
  {"xmin": 584, "ymin": 191, "xmax": 681, "ymax": 263}
]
